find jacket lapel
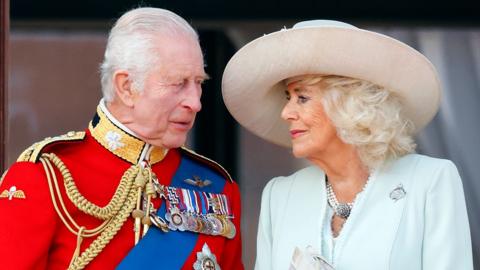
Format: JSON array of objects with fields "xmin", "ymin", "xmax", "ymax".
[
  {"xmin": 275, "ymin": 167, "xmax": 328, "ymax": 261},
  {"xmin": 335, "ymin": 159, "xmax": 414, "ymax": 269}
]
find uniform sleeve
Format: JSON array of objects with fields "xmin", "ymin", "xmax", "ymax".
[
  {"xmin": 254, "ymin": 178, "xmax": 276, "ymax": 270},
  {"xmin": 422, "ymin": 160, "xmax": 473, "ymax": 270},
  {"xmin": 0, "ymin": 162, "xmax": 57, "ymax": 270},
  {"xmin": 219, "ymin": 180, "xmax": 244, "ymax": 270}
]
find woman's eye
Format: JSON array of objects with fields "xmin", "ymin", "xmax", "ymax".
[{"xmin": 298, "ymin": 95, "xmax": 309, "ymax": 103}]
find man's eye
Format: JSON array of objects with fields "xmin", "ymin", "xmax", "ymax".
[{"xmin": 172, "ymin": 80, "xmax": 185, "ymax": 87}]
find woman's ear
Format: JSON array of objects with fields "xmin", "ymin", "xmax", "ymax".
[{"xmin": 113, "ymin": 70, "xmax": 136, "ymax": 107}]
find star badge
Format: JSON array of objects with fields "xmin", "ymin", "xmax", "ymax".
[
  {"xmin": 193, "ymin": 243, "xmax": 221, "ymax": 270},
  {"xmin": 0, "ymin": 186, "xmax": 26, "ymax": 200}
]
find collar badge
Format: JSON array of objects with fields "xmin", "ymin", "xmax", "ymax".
[{"xmin": 105, "ymin": 130, "xmax": 125, "ymax": 151}]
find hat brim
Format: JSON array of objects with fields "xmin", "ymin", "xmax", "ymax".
[{"xmin": 222, "ymin": 26, "xmax": 441, "ymax": 147}]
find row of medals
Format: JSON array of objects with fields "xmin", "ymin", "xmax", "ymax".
[
  {"xmin": 148, "ymin": 179, "xmax": 236, "ymax": 239},
  {"xmin": 168, "ymin": 209, "xmax": 236, "ymax": 239}
]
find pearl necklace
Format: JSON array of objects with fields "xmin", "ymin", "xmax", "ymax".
[{"xmin": 326, "ymin": 182, "xmax": 353, "ymax": 219}]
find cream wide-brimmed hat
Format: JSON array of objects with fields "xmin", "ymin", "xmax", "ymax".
[{"xmin": 221, "ymin": 20, "xmax": 441, "ymax": 148}]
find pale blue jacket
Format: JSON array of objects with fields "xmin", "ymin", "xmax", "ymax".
[{"xmin": 255, "ymin": 154, "xmax": 473, "ymax": 270}]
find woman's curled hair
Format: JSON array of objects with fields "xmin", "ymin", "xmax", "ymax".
[{"xmin": 296, "ymin": 75, "xmax": 416, "ymax": 170}]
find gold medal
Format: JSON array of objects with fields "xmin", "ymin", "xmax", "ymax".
[
  {"xmin": 225, "ymin": 218, "xmax": 236, "ymax": 239},
  {"xmin": 195, "ymin": 216, "xmax": 205, "ymax": 233},
  {"xmin": 217, "ymin": 216, "xmax": 236, "ymax": 239}
]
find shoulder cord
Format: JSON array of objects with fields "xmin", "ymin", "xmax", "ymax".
[
  {"xmin": 44, "ymin": 153, "xmax": 134, "ymax": 220},
  {"xmin": 39, "ymin": 153, "xmax": 141, "ymax": 270}
]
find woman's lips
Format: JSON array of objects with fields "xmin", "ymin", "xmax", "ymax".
[{"xmin": 290, "ymin": 129, "xmax": 306, "ymax": 138}]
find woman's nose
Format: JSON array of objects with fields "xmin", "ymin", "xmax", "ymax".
[{"xmin": 281, "ymin": 100, "xmax": 297, "ymax": 121}]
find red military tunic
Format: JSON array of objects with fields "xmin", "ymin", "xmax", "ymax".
[{"xmin": 0, "ymin": 103, "xmax": 243, "ymax": 269}]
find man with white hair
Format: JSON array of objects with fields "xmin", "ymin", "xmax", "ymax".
[{"xmin": 0, "ymin": 7, "xmax": 243, "ymax": 270}]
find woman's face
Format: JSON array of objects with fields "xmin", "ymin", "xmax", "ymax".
[{"xmin": 281, "ymin": 79, "xmax": 342, "ymax": 159}]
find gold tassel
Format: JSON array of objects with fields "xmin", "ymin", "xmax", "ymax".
[
  {"xmin": 142, "ymin": 168, "xmax": 157, "ymax": 236},
  {"xmin": 68, "ymin": 226, "xmax": 85, "ymax": 268},
  {"xmin": 133, "ymin": 165, "xmax": 147, "ymax": 244}
]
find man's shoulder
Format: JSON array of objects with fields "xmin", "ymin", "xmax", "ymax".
[
  {"xmin": 178, "ymin": 147, "xmax": 233, "ymax": 183},
  {"xmin": 17, "ymin": 131, "xmax": 86, "ymax": 163},
  {"xmin": 0, "ymin": 132, "xmax": 86, "ymax": 199}
]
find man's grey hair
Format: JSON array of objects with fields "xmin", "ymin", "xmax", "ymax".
[{"xmin": 100, "ymin": 7, "xmax": 199, "ymax": 102}]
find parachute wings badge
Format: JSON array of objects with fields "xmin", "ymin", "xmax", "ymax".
[
  {"xmin": 184, "ymin": 175, "xmax": 212, "ymax": 188},
  {"xmin": 0, "ymin": 186, "xmax": 26, "ymax": 200}
]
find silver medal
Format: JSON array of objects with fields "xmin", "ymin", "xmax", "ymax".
[
  {"xmin": 208, "ymin": 215, "xmax": 223, "ymax": 235},
  {"xmin": 165, "ymin": 207, "xmax": 186, "ymax": 231}
]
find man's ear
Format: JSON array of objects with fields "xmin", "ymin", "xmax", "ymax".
[{"xmin": 113, "ymin": 70, "xmax": 136, "ymax": 107}]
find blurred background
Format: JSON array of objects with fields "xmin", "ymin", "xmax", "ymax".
[{"xmin": 1, "ymin": 0, "xmax": 479, "ymax": 269}]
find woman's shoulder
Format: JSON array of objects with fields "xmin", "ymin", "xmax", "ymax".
[
  {"xmin": 392, "ymin": 153, "xmax": 457, "ymax": 172},
  {"xmin": 263, "ymin": 166, "xmax": 324, "ymax": 195},
  {"xmin": 388, "ymin": 153, "xmax": 461, "ymax": 190},
  {"xmin": 269, "ymin": 165, "xmax": 323, "ymax": 184}
]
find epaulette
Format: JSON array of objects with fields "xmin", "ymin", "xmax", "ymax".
[
  {"xmin": 17, "ymin": 131, "xmax": 86, "ymax": 163},
  {"xmin": 179, "ymin": 147, "xmax": 233, "ymax": 183}
]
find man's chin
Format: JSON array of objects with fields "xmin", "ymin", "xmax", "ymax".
[{"xmin": 146, "ymin": 137, "xmax": 187, "ymax": 149}]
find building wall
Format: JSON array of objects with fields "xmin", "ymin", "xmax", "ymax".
[{"xmin": 7, "ymin": 31, "xmax": 106, "ymax": 164}]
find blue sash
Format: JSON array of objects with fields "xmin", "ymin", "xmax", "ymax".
[{"xmin": 116, "ymin": 154, "xmax": 228, "ymax": 269}]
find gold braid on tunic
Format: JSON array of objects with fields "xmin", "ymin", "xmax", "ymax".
[{"xmin": 39, "ymin": 152, "xmax": 147, "ymax": 270}]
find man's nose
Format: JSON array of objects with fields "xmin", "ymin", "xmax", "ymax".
[{"xmin": 182, "ymin": 84, "xmax": 202, "ymax": 112}]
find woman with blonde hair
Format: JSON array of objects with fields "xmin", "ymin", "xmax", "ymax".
[{"xmin": 222, "ymin": 20, "xmax": 473, "ymax": 269}]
